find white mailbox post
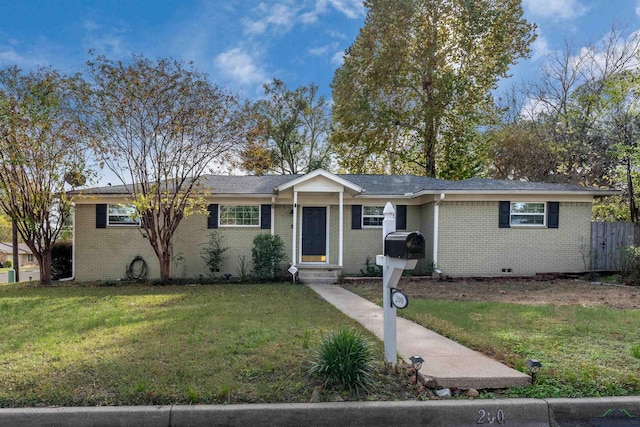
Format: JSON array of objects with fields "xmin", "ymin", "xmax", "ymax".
[{"xmin": 375, "ymin": 202, "xmax": 422, "ymax": 366}]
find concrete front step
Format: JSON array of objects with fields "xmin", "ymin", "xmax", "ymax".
[{"xmin": 297, "ymin": 267, "xmax": 341, "ymax": 285}]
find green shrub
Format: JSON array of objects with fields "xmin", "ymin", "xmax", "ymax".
[
  {"xmin": 616, "ymin": 246, "xmax": 640, "ymax": 285},
  {"xmin": 309, "ymin": 328, "xmax": 374, "ymax": 396},
  {"xmin": 251, "ymin": 234, "xmax": 285, "ymax": 281},
  {"xmin": 3, "ymin": 259, "xmax": 11, "ymax": 269},
  {"xmin": 201, "ymin": 231, "xmax": 228, "ymax": 276}
]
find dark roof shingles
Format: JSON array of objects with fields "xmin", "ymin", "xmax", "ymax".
[{"xmin": 71, "ymin": 174, "xmax": 612, "ymax": 196}]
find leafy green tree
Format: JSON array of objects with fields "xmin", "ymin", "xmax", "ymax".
[
  {"xmin": 485, "ymin": 121, "xmax": 559, "ymax": 182},
  {"xmin": 331, "ymin": 0, "xmax": 535, "ymax": 178},
  {"xmin": 87, "ymin": 55, "xmax": 246, "ymax": 280},
  {"xmin": 519, "ymin": 27, "xmax": 640, "ymax": 188},
  {"xmin": 599, "ymin": 70, "xmax": 640, "ymax": 222},
  {"xmin": 0, "ymin": 212, "xmax": 12, "ymax": 242},
  {"xmin": 0, "ymin": 66, "xmax": 90, "ymax": 285},
  {"xmin": 241, "ymin": 79, "xmax": 332, "ymax": 175},
  {"xmin": 498, "ymin": 25, "xmax": 640, "ymax": 221}
]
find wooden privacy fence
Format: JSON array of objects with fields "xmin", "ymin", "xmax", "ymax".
[{"xmin": 590, "ymin": 222, "xmax": 640, "ymax": 271}]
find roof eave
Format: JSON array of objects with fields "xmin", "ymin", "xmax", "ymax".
[{"xmin": 411, "ymin": 189, "xmax": 619, "ymax": 197}]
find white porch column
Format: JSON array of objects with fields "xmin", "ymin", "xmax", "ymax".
[
  {"xmin": 433, "ymin": 193, "xmax": 445, "ymax": 269},
  {"xmin": 292, "ymin": 191, "xmax": 298, "ymax": 265},
  {"xmin": 338, "ymin": 190, "xmax": 344, "ymax": 267},
  {"xmin": 271, "ymin": 196, "xmax": 276, "ymax": 236}
]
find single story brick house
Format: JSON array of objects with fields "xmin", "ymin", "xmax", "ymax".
[
  {"xmin": 0, "ymin": 242, "xmax": 36, "ymax": 267},
  {"xmin": 68, "ymin": 169, "xmax": 613, "ymax": 283}
]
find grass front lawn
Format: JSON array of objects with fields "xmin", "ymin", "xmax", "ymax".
[
  {"xmin": 345, "ymin": 282, "xmax": 640, "ymax": 398},
  {"xmin": 0, "ymin": 283, "xmax": 406, "ymax": 407}
]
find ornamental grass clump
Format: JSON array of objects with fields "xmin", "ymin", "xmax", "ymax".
[{"xmin": 310, "ymin": 328, "xmax": 374, "ymax": 396}]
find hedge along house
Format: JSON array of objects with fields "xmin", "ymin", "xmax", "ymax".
[{"xmin": 68, "ymin": 169, "xmax": 614, "ymax": 283}]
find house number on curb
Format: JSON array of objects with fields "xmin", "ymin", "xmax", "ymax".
[{"xmin": 477, "ymin": 409, "xmax": 505, "ymax": 424}]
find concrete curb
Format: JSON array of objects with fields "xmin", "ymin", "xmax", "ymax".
[{"xmin": 1, "ymin": 397, "xmax": 639, "ymax": 427}]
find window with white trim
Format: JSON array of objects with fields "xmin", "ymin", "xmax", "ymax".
[
  {"xmin": 362, "ymin": 206, "xmax": 385, "ymax": 227},
  {"xmin": 219, "ymin": 205, "xmax": 260, "ymax": 226},
  {"xmin": 108, "ymin": 204, "xmax": 139, "ymax": 226},
  {"xmin": 510, "ymin": 202, "xmax": 545, "ymax": 226}
]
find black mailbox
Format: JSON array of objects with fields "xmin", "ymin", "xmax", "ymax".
[{"xmin": 384, "ymin": 231, "xmax": 425, "ymax": 260}]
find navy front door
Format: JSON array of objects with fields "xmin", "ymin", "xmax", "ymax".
[{"xmin": 301, "ymin": 207, "xmax": 327, "ymax": 262}]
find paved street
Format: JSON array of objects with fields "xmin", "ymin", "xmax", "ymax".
[{"xmin": 0, "ymin": 267, "xmax": 40, "ymax": 283}]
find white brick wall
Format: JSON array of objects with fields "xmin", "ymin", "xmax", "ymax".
[
  {"xmin": 437, "ymin": 201, "xmax": 592, "ymax": 276},
  {"xmin": 74, "ymin": 200, "xmax": 592, "ymax": 281}
]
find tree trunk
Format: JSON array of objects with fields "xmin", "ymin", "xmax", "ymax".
[
  {"xmin": 12, "ymin": 221, "xmax": 19, "ymax": 282},
  {"xmin": 159, "ymin": 250, "xmax": 172, "ymax": 281},
  {"xmin": 423, "ymin": 120, "xmax": 437, "ymax": 177},
  {"xmin": 626, "ymin": 157, "xmax": 639, "ymax": 222},
  {"xmin": 39, "ymin": 249, "xmax": 52, "ymax": 286}
]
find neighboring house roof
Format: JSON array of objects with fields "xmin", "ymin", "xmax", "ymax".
[
  {"xmin": 0, "ymin": 242, "xmax": 32, "ymax": 255},
  {"xmin": 69, "ymin": 169, "xmax": 617, "ymax": 198}
]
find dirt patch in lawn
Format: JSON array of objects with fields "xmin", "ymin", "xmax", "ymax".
[{"xmin": 343, "ymin": 278, "xmax": 640, "ymax": 309}]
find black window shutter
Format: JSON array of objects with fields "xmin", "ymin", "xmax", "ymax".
[
  {"xmin": 207, "ymin": 204, "xmax": 218, "ymax": 229},
  {"xmin": 260, "ymin": 204, "xmax": 271, "ymax": 229},
  {"xmin": 547, "ymin": 202, "xmax": 560, "ymax": 229},
  {"xmin": 351, "ymin": 205, "xmax": 362, "ymax": 229},
  {"xmin": 396, "ymin": 205, "xmax": 407, "ymax": 230},
  {"xmin": 499, "ymin": 201, "xmax": 511, "ymax": 228},
  {"xmin": 96, "ymin": 204, "xmax": 107, "ymax": 228}
]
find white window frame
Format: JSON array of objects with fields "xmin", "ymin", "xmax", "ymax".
[
  {"xmin": 362, "ymin": 206, "xmax": 385, "ymax": 228},
  {"xmin": 510, "ymin": 202, "xmax": 546, "ymax": 227},
  {"xmin": 219, "ymin": 205, "xmax": 260, "ymax": 227},
  {"xmin": 107, "ymin": 204, "xmax": 140, "ymax": 226}
]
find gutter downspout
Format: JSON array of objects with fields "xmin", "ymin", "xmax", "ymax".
[
  {"xmin": 271, "ymin": 196, "xmax": 276, "ymax": 236},
  {"xmin": 59, "ymin": 202, "xmax": 75, "ymax": 282},
  {"xmin": 433, "ymin": 194, "xmax": 445, "ymax": 272},
  {"xmin": 292, "ymin": 191, "xmax": 298, "ymax": 266}
]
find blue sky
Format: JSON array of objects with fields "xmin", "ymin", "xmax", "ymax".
[{"xmin": 3, "ymin": 0, "xmax": 640, "ymax": 102}]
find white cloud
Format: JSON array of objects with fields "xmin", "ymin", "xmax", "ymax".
[
  {"xmin": 531, "ymin": 35, "xmax": 551, "ymax": 61},
  {"xmin": 0, "ymin": 47, "xmax": 33, "ymax": 66},
  {"xmin": 331, "ymin": 50, "xmax": 345, "ymax": 66},
  {"xmin": 243, "ymin": 3, "xmax": 296, "ymax": 35},
  {"xmin": 0, "ymin": 44, "xmax": 50, "ymax": 69},
  {"xmin": 309, "ymin": 45, "xmax": 330, "ymax": 56},
  {"xmin": 636, "ymin": 0, "xmax": 640, "ymax": 17},
  {"xmin": 301, "ymin": 0, "xmax": 365, "ymax": 23},
  {"xmin": 83, "ymin": 20, "xmax": 100, "ymax": 31},
  {"xmin": 326, "ymin": 0, "xmax": 365, "ymax": 19},
  {"xmin": 523, "ymin": 0, "xmax": 587, "ymax": 21},
  {"xmin": 82, "ymin": 19, "xmax": 130, "ymax": 59},
  {"xmin": 214, "ymin": 48, "xmax": 268, "ymax": 86},
  {"xmin": 309, "ymin": 41, "xmax": 340, "ymax": 57}
]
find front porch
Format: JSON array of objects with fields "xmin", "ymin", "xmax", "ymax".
[{"xmin": 275, "ymin": 170, "xmax": 365, "ymax": 285}]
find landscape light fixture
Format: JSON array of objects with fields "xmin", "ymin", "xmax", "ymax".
[
  {"xmin": 409, "ymin": 355, "xmax": 424, "ymax": 384},
  {"xmin": 526, "ymin": 359, "xmax": 542, "ymax": 384}
]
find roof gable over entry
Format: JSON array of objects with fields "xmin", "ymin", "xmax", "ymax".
[{"xmin": 275, "ymin": 169, "xmax": 363, "ymax": 195}]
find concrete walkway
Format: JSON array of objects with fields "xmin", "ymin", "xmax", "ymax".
[{"xmin": 307, "ymin": 284, "xmax": 530, "ymax": 390}]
